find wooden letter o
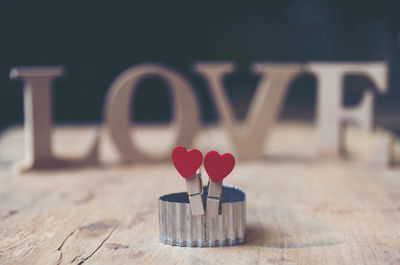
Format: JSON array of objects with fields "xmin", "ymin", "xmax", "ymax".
[{"xmin": 104, "ymin": 63, "xmax": 200, "ymax": 162}]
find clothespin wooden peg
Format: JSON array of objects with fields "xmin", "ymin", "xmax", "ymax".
[
  {"xmin": 204, "ymin": 150, "xmax": 235, "ymax": 219},
  {"xmin": 171, "ymin": 146, "xmax": 204, "ymax": 216}
]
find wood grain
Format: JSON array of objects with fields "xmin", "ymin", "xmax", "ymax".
[{"xmin": 0, "ymin": 122, "xmax": 399, "ymax": 265}]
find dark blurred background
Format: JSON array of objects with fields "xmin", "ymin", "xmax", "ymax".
[{"xmin": 0, "ymin": 0, "xmax": 399, "ymax": 133}]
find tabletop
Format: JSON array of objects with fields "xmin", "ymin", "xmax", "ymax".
[{"xmin": 0, "ymin": 122, "xmax": 399, "ymax": 265}]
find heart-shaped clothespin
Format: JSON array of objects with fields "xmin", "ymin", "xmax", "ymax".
[
  {"xmin": 171, "ymin": 145, "xmax": 204, "ymax": 216},
  {"xmin": 204, "ymin": 150, "xmax": 235, "ymax": 218}
]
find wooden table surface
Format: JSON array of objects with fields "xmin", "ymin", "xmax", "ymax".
[{"xmin": 0, "ymin": 122, "xmax": 399, "ymax": 265}]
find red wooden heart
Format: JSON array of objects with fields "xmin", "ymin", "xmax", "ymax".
[
  {"xmin": 171, "ymin": 146, "xmax": 203, "ymax": 178},
  {"xmin": 204, "ymin": 151, "xmax": 235, "ymax": 183}
]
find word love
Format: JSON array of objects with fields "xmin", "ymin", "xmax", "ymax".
[{"xmin": 9, "ymin": 61, "xmax": 391, "ymax": 172}]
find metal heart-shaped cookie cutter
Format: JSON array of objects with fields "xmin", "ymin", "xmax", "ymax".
[{"xmin": 158, "ymin": 185, "xmax": 246, "ymax": 247}]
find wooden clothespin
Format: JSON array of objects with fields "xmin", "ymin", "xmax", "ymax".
[
  {"xmin": 171, "ymin": 146, "xmax": 205, "ymax": 216},
  {"xmin": 185, "ymin": 169, "xmax": 204, "ymax": 216},
  {"xmin": 204, "ymin": 150, "xmax": 235, "ymax": 219}
]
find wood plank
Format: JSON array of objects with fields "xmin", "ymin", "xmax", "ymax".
[{"xmin": 0, "ymin": 122, "xmax": 399, "ymax": 265}]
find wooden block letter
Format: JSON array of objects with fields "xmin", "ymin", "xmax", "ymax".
[
  {"xmin": 306, "ymin": 62, "xmax": 388, "ymax": 157},
  {"xmin": 104, "ymin": 63, "xmax": 200, "ymax": 162},
  {"xmin": 10, "ymin": 66, "xmax": 99, "ymax": 172},
  {"xmin": 194, "ymin": 62, "xmax": 302, "ymax": 159}
]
